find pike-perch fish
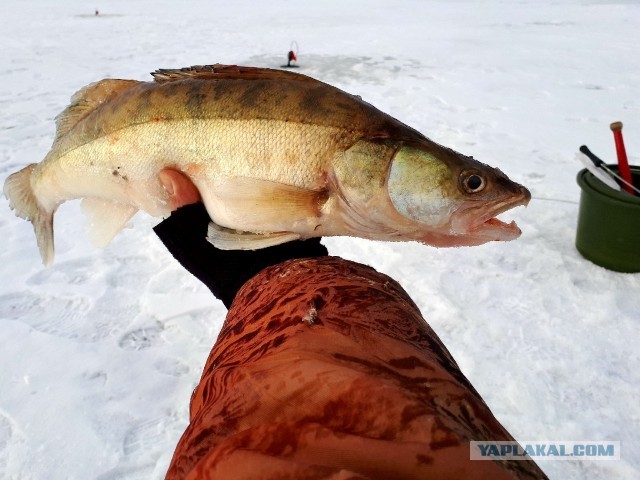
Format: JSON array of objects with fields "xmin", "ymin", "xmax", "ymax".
[{"xmin": 4, "ymin": 64, "xmax": 530, "ymax": 265}]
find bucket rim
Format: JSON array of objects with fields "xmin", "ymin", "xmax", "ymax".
[{"xmin": 577, "ymin": 165, "xmax": 640, "ymax": 206}]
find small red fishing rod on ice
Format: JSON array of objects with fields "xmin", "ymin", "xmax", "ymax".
[{"xmin": 610, "ymin": 121, "xmax": 635, "ymax": 196}]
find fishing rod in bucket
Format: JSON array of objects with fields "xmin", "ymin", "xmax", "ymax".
[
  {"xmin": 610, "ymin": 121, "xmax": 635, "ymax": 195},
  {"xmin": 575, "ymin": 130, "xmax": 640, "ymax": 272},
  {"xmin": 579, "ymin": 145, "xmax": 640, "ymax": 196}
]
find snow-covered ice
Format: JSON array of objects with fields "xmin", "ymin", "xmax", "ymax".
[{"xmin": 1, "ymin": 0, "xmax": 639, "ymax": 479}]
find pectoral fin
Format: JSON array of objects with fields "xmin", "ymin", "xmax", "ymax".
[
  {"xmin": 207, "ymin": 222, "xmax": 300, "ymax": 250},
  {"xmin": 205, "ymin": 177, "xmax": 328, "ymax": 249},
  {"xmin": 81, "ymin": 198, "xmax": 138, "ymax": 248},
  {"xmin": 214, "ymin": 176, "xmax": 328, "ymax": 228}
]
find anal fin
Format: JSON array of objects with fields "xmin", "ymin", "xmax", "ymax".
[
  {"xmin": 207, "ymin": 222, "xmax": 300, "ymax": 251},
  {"xmin": 81, "ymin": 198, "xmax": 138, "ymax": 248}
]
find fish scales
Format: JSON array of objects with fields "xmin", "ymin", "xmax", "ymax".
[
  {"xmin": 44, "ymin": 119, "xmax": 345, "ymax": 196},
  {"xmin": 3, "ymin": 64, "xmax": 530, "ymax": 266},
  {"xmin": 56, "ymin": 77, "xmax": 405, "ymax": 153},
  {"xmin": 38, "ymin": 75, "xmax": 393, "ymax": 205}
]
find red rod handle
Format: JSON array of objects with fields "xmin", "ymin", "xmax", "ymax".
[{"xmin": 610, "ymin": 121, "xmax": 635, "ymax": 195}]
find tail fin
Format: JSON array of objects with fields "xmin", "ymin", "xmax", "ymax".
[{"xmin": 3, "ymin": 164, "xmax": 55, "ymax": 266}]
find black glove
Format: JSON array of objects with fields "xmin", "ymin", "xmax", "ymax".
[{"xmin": 153, "ymin": 203, "xmax": 328, "ymax": 309}]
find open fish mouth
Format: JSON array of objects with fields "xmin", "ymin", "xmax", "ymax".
[
  {"xmin": 455, "ymin": 189, "xmax": 531, "ymax": 241},
  {"xmin": 470, "ymin": 213, "xmax": 522, "ymax": 240}
]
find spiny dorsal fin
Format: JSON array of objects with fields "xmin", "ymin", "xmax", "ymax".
[
  {"xmin": 151, "ymin": 64, "xmax": 316, "ymax": 84},
  {"xmin": 54, "ymin": 79, "xmax": 141, "ymax": 142}
]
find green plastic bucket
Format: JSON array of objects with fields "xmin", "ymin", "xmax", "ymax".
[{"xmin": 576, "ymin": 165, "xmax": 640, "ymax": 273}]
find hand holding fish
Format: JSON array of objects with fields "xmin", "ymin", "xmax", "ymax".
[
  {"xmin": 159, "ymin": 168, "xmax": 202, "ymax": 211},
  {"xmin": 4, "ymin": 64, "xmax": 530, "ymax": 266}
]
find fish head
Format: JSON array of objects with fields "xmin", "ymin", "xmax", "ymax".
[{"xmin": 387, "ymin": 143, "xmax": 530, "ymax": 246}]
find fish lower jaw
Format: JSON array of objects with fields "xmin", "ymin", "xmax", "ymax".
[{"xmin": 467, "ymin": 216, "xmax": 522, "ymax": 241}]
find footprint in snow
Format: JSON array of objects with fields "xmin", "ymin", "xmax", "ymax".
[
  {"xmin": 154, "ymin": 357, "xmax": 190, "ymax": 377},
  {"xmin": 27, "ymin": 256, "xmax": 104, "ymax": 286},
  {"xmin": 0, "ymin": 413, "xmax": 13, "ymax": 453},
  {"xmin": 0, "ymin": 291, "xmax": 47, "ymax": 320},
  {"xmin": 122, "ymin": 416, "xmax": 183, "ymax": 457},
  {"xmin": 0, "ymin": 410, "xmax": 26, "ymax": 474},
  {"xmin": 118, "ymin": 325, "xmax": 164, "ymax": 351},
  {"xmin": 0, "ymin": 291, "xmax": 126, "ymax": 342},
  {"xmin": 95, "ymin": 464, "xmax": 155, "ymax": 480},
  {"xmin": 105, "ymin": 256, "xmax": 157, "ymax": 290}
]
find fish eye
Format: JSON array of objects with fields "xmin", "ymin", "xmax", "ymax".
[{"xmin": 460, "ymin": 171, "xmax": 486, "ymax": 194}]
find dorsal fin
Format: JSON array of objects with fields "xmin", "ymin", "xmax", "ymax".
[
  {"xmin": 54, "ymin": 79, "xmax": 141, "ymax": 142},
  {"xmin": 151, "ymin": 64, "xmax": 316, "ymax": 84}
]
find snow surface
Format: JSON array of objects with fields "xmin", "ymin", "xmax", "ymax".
[{"xmin": 1, "ymin": 0, "xmax": 639, "ymax": 479}]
